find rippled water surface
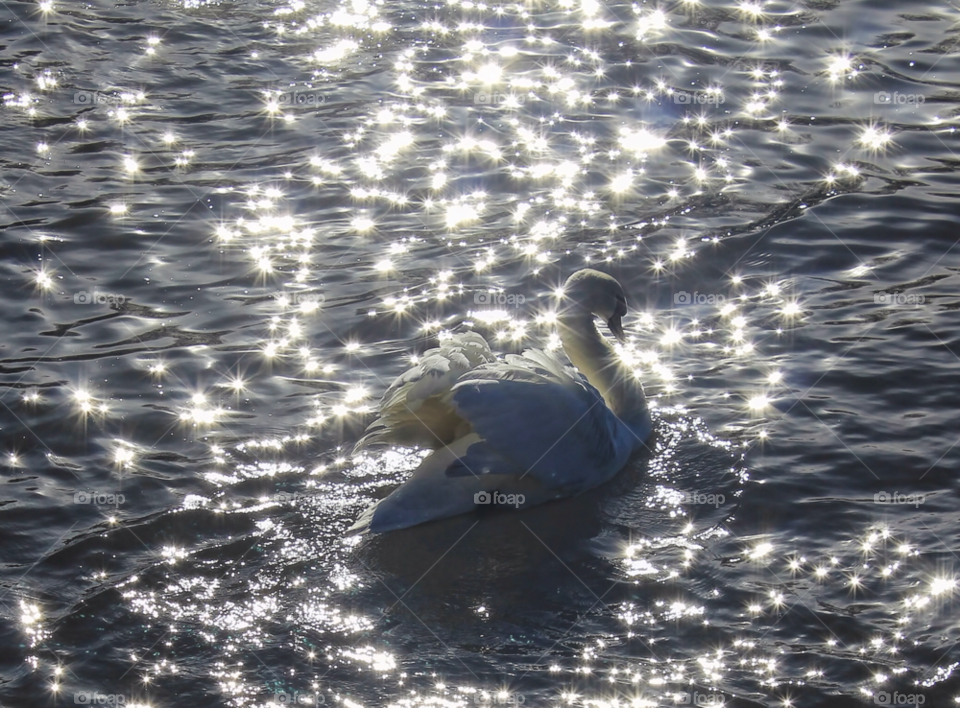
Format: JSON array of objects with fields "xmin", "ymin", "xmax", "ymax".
[{"xmin": 2, "ymin": 0, "xmax": 960, "ymax": 705}]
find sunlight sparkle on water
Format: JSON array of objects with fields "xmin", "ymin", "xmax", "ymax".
[
  {"xmin": 30, "ymin": 3, "xmax": 959, "ymax": 705},
  {"xmin": 931, "ymin": 577, "xmax": 956, "ymax": 596},
  {"xmin": 859, "ymin": 125, "xmax": 893, "ymax": 151}
]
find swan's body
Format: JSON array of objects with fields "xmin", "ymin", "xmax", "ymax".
[{"xmin": 349, "ymin": 269, "xmax": 652, "ymax": 534}]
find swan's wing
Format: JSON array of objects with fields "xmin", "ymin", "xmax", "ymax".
[
  {"xmin": 448, "ymin": 349, "xmax": 628, "ymax": 492},
  {"xmin": 348, "ymin": 433, "xmax": 553, "ymax": 534},
  {"xmin": 355, "ymin": 332, "xmax": 496, "ymax": 450}
]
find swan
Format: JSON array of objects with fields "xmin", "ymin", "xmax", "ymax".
[{"xmin": 348, "ymin": 268, "xmax": 652, "ymax": 534}]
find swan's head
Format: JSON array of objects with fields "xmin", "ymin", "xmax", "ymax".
[{"xmin": 562, "ymin": 268, "xmax": 629, "ymax": 342}]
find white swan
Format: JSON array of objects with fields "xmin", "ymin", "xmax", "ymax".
[{"xmin": 349, "ymin": 268, "xmax": 652, "ymax": 534}]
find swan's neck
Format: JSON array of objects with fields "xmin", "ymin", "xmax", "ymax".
[{"xmin": 558, "ymin": 311, "xmax": 647, "ymax": 425}]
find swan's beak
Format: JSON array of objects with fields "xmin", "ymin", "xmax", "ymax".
[{"xmin": 607, "ymin": 315, "xmax": 626, "ymax": 343}]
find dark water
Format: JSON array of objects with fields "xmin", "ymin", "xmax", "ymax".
[{"xmin": 2, "ymin": 0, "xmax": 960, "ymax": 705}]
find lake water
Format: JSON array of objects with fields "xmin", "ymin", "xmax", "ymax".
[{"xmin": 1, "ymin": 0, "xmax": 959, "ymax": 706}]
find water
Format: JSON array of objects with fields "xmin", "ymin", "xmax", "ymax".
[{"xmin": 1, "ymin": 0, "xmax": 959, "ymax": 705}]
